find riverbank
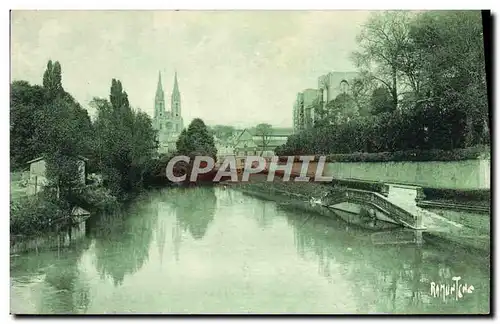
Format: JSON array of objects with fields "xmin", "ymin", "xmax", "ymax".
[
  {"xmin": 223, "ymin": 174, "xmax": 490, "ymax": 253},
  {"xmin": 225, "ymin": 174, "xmax": 398, "ymax": 230}
]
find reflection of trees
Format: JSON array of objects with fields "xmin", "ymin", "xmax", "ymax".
[
  {"xmin": 254, "ymin": 201, "xmax": 275, "ymax": 229},
  {"xmin": 287, "ymin": 211, "xmax": 490, "ymax": 314},
  {"xmin": 31, "ymin": 240, "xmax": 91, "ymax": 314},
  {"xmin": 172, "ymin": 186, "xmax": 217, "ymax": 240},
  {"xmin": 91, "ymin": 205, "xmax": 157, "ymax": 286},
  {"xmin": 171, "ymin": 218, "xmax": 182, "ymax": 261}
]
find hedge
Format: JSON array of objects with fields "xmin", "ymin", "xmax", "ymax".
[{"xmin": 277, "ymin": 145, "xmax": 490, "ymax": 163}]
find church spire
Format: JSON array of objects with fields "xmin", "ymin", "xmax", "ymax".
[
  {"xmin": 156, "ymin": 71, "xmax": 164, "ymax": 100},
  {"xmin": 173, "ymin": 70, "xmax": 179, "ymax": 94},
  {"xmin": 171, "ymin": 71, "xmax": 181, "ymax": 119},
  {"xmin": 154, "ymin": 71, "xmax": 165, "ymax": 120}
]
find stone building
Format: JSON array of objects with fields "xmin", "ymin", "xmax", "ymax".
[
  {"xmin": 293, "ymin": 71, "xmax": 359, "ymax": 132},
  {"xmin": 318, "ymin": 71, "xmax": 359, "ymax": 106},
  {"xmin": 293, "ymin": 89, "xmax": 320, "ymax": 133},
  {"xmin": 153, "ymin": 71, "xmax": 184, "ymax": 154},
  {"xmin": 26, "ymin": 155, "xmax": 87, "ymax": 195}
]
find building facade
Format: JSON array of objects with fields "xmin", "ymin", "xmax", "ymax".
[
  {"xmin": 233, "ymin": 127, "xmax": 293, "ymax": 159},
  {"xmin": 293, "ymin": 71, "xmax": 359, "ymax": 132},
  {"xmin": 293, "ymin": 89, "xmax": 320, "ymax": 132},
  {"xmin": 318, "ymin": 71, "xmax": 359, "ymax": 106},
  {"xmin": 153, "ymin": 71, "xmax": 184, "ymax": 154},
  {"xmin": 26, "ymin": 156, "xmax": 87, "ymax": 195}
]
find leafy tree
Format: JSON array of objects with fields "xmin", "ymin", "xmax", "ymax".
[
  {"xmin": 370, "ymin": 87, "xmax": 394, "ymax": 115},
  {"xmin": 10, "ymin": 81, "xmax": 46, "ymax": 169},
  {"xmin": 408, "ymin": 10, "xmax": 489, "ymax": 147},
  {"xmin": 176, "ymin": 118, "xmax": 217, "ymax": 160},
  {"xmin": 91, "ymin": 79, "xmax": 157, "ymax": 199},
  {"xmin": 42, "ymin": 60, "xmax": 64, "ymax": 98},
  {"xmin": 325, "ymin": 93, "xmax": 357, "ymax": 124},
  {"xmin": 350, "ymin": 74, "xmax": 376, "ymax": 117}
]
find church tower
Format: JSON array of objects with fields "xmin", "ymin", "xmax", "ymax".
[
  {"xmin": 171, "ymin": 71, "xmax": 183, "ymax": 132},
  {"xmin": 154, "ymin": 71, "xmax": 165, "ymax": 124}
]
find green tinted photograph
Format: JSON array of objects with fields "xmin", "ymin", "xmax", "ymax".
[{"xmin": 10, "ymin": 10, "xmax": 491, "ymax": 315}]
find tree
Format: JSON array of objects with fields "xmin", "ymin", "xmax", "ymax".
[
  {"xmin": 408, "ymin": 10, "xmax": 489, "ymax": 147},
  {"xmin": 352, "ymin": 11, "xmax": 414, "ymax": 110},
  {"xmin": 254, "ymin": 123, "xmax": 273, "ymax": 155},
  {"xmin": 10, "ymin": 81, "xmax": 46, "ymax": 169},
  {"xmin": 92, "ymin": 79, "xmax": 158, "ymax": 198},
  {"xmin": 42, "ymin": 60, "xmax": 64, "ymax": 98},
  {"xmin": 370, "ymin": 87, "xmax": 394, "ymax": 115},
  {"xmin": 350, "ymin": 74, "xmax": 377, "ymax": 117},
  {"xmin": 325, "ymin": 93, "xmax": 357, "ymax": 124},
  {"xmin": 176, "ymin": 118, "xmax": 217, "ymax": 160}
]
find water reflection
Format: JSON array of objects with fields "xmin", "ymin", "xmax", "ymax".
[
  {"xmin": 90, "ymin": 202, "xmax": 157, "ymax": 286},
  {"xmin": 10, "ymin": 187, "xmax": 490, "ymax": 314},
  {"xmin": 10, "ymin": 240, "xmax": 91, "ymax": 314},
  {"xmin": 286, "ymin": 209, "xmax": 490, "ymax": 314},
  {"xmin": 172, "ymin": 186, "xmax": 217, "ymax": 240}
]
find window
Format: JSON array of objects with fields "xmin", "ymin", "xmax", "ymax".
[{"xmin": 340, "ymin": 80, "xmax": 349, "ymax": 94}]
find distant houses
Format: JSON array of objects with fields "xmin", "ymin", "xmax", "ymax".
[
  {"xmin": 213, "ymin": 126, "xmax": 293, "ymax": 169},
  {"xmin": 230, "ymin": 127, "xmax": 293, "ymax": 167},
  {"xmin": 26, "ymin": 155, "xmax": 88, "ymax": 195}
]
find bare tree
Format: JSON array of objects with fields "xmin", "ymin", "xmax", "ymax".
[
  {"xmin": 352, "ymin": 11, "xmax": 415, "ymax": 110},
  {"xmin": 254, "ymin": 123, "xmax": 273, "ymax": 156}
]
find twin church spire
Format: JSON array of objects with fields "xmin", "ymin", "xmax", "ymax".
[
  {"xmin": 154, "ymin": 70, "xmax": 181, "ymax": 119},
  {"xmin": 153, "ymin": 70, "xmax": 184, "ymax": 153}
]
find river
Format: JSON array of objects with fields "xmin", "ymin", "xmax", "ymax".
[{"xmin": 10, "ymin": 186, "xmax": 490, "ymax": 314}]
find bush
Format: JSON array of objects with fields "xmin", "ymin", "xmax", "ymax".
[
  {"xmin": 324, "ymin": 145, "xmax": 490, "ymax": 162},
  {"xmin": 277, "ymin": 106, "xmax": 491, "ymax": 159},
  {"xmin": 10, "ymin": 196, "xmax": 65, "ymax": 237},
  {"xmin": 72, "ymin": 184, "xmax": 119, "ymax": 214}
]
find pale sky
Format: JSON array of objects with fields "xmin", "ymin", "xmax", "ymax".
[{"xmin": 11, "ymin": 10, "xmax": 371, "ymax": 128}]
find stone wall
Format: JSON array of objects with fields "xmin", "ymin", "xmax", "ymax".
[{"xmin": 283, "ymin": 159, "xmax": 490, "ymax": 190}]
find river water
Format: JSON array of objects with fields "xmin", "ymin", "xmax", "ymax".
[{"xmin": 10, "ymin": 186, "xmax": 490, "ymax": 314}]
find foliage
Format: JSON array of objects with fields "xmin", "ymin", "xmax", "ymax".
[
  {"xmin": 289, "ymin": 11, "xmax": 489, "ymax": 156},
  {"xmin": 91, "ymin": 79, "xmax": 158, "ymax": 200},
  {"xmin": 352, "ymin": 11, "xmax": 414, "ymax": 110},
  {"xmin": 10, "ymin": 81, "xmax": 46, "ymax": 169},
  {"xmin": 407, "ymin": 10, "xmax": 489, "ymax": 146},
  {"xmin": 324, "ymin": 145, "xmax": 489, "ymax": 162},
  {"xmin": 10, "ymin": 194, "xmax": 65, "ymax": 237},
  {"xmin": 176, "ymin": 118, "xmax": 217, "ymax": 160},
  {"xmin": 71, "ymin": 184, "xmax": 119, "ymax": 214},
  {"xmin": 370, "ymin": 87, "xmax": 394, "ymax": 115}
]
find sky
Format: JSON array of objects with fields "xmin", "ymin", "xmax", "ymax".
[{"xmin": 10, "ymin": 10, "xmax": 372, "ymax": 128}]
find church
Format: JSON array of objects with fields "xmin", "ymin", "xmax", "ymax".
[{"xmin": 153, "ymin": 71, "xmax": 184, "ymax": 154}]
